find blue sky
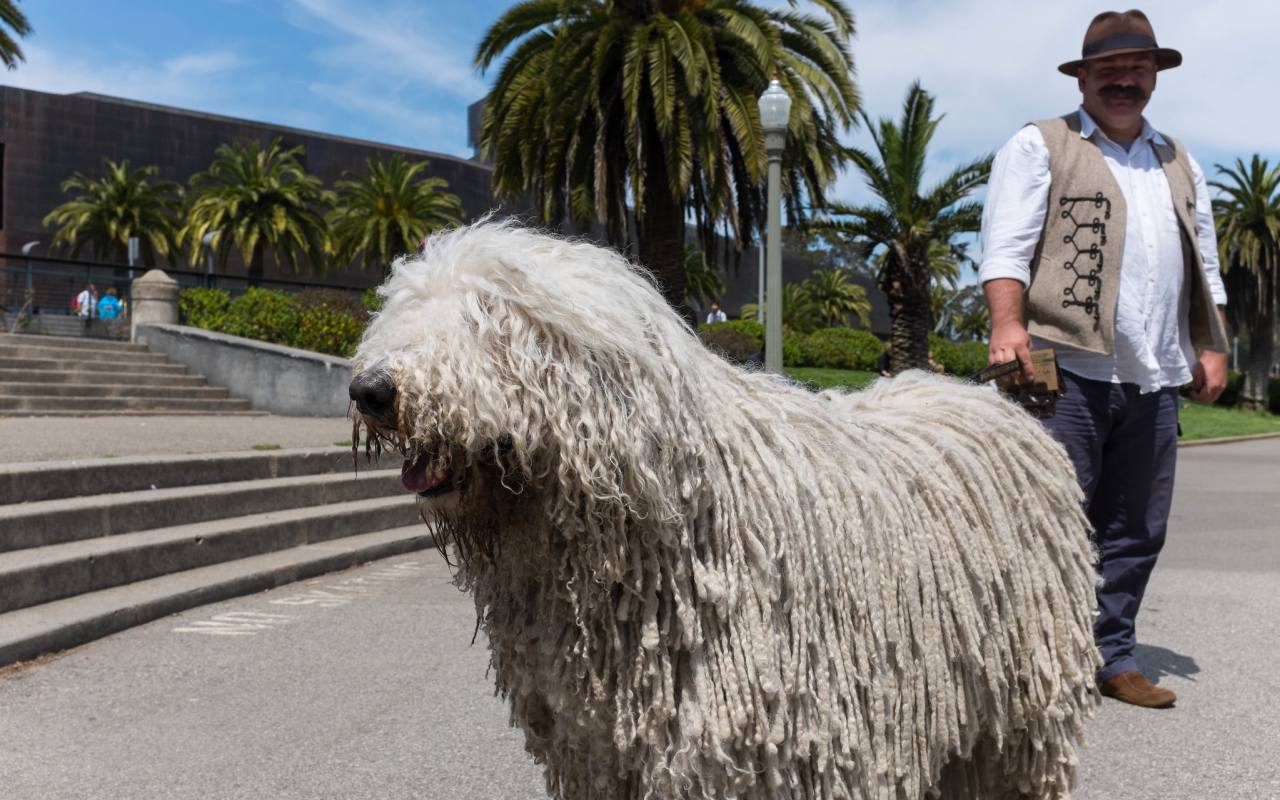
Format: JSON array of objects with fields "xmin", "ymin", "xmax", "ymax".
[{"xmin": 8, "ymin": 0, "xmax": 1279, "ymax": 209}]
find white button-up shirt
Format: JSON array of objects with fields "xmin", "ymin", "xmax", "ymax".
[{"xmin": 979, "ymin": 107, "xmax": 1227, "ymax": 393}]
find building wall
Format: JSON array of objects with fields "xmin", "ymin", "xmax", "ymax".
[{"xmin": 0, "ymin": 86, "xmax": 504, "ymax": 287}]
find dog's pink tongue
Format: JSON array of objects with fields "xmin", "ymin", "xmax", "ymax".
[{"xmin": 401, "ymin": 455, "xmax": 442, "ymax": 493}]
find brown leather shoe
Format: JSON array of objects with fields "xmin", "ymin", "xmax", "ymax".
[{"xmin": 1099, "ymin": 670, "xmax": 1176, "ymax": 708}]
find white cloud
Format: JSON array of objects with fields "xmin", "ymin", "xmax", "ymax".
[
  {"xmin": 829, "ymin": 0, "xmax": 1280, "ymax": 205},
  {"xmin": 163, "ymin": 50, "xmax": 244, "ymax": 77},
  {"xmin": 289, "ymin": 0, "xmax": 486, "ymax": 100},
  {"xmin": 3, "ymin": 43, "xmax": 245, "ymax": 109},
  {"xmin": 308, "ymin": 81, "xmax": 469, "ymax": 156}
]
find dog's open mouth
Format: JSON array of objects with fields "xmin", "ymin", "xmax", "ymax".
[{"xmin": 401, "ymin": 452, "xmax": 457, "ymax": 497}]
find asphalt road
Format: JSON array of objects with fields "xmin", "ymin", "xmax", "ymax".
[{"xmin": 1, "ymin": 438, "xmax": 1277, "ymax": 799}]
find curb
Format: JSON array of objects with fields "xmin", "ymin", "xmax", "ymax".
[{"xmin": 1179, "ymin": 431, "xmax": 1280, "ymax": 448}]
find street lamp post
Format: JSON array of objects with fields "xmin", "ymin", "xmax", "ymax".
[
  {"xmin": 758, "ymin": 77, "xmax": 791, "ymax": 373},
  {"xmin": 21, "ymin": 240, "xmax": 40, "ymax": 308},
  {"xmin": 201, "ymin": 231, "xmax": 218, "ymax": 288}
]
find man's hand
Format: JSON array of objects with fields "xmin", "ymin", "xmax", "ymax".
[
  {"xmin": 1190, "ymin": 350, "xmax": 1229, "ymax": 404},
  {"xmin": 983, "ymin": 278, "xmax": 1034, "ymax": 381},
  {"xmin": 989, "ymin": 322, "xmax": 1035, "ymax": 382}
]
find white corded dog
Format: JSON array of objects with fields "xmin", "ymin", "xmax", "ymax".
[{"xmin": 350, "ymin": 221, "xmax": 1099, "ymax": 800}]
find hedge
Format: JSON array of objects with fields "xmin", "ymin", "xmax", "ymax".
[
  {"xmin": 929, "ymin": 335, "xmax": 988, "ymax": 377},
  {"xmin": 697, "ymin": 319, "xmax": 807, "ymax": 366},
  {"xmin": 802, "ymin": 328, "xmax": 883, "ymax": 371},
  {"xmin": 178, "ymin": 286, "xmax": 369, "ymax": 358}
]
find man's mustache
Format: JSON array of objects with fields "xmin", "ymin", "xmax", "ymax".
[{"xmin": 1100, "ymin": 84, "xmax": 1149, "ymax": 101}]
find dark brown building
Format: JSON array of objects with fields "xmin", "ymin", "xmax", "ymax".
[{"xmin": 0, "ymin": 85, "xmax": 502, "ymax": 286}]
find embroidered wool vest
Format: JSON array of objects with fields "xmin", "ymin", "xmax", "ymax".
[{"xmin": 1025, "ymin": 112, "xmax": 1228, "ymax": 355}]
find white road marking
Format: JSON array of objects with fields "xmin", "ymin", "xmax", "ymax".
[
  {"xmin": 170, "ymin": 559, "xmax": 427, "ymax": 638},
  {"xmin": 171, "ymin": 612, "xmax": 293, "ymax": 636}
]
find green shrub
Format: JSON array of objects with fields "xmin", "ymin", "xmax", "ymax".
[
  {"xmin": 930, "ymin": 334, "xmax": 988, "ymax": 376},
  {"xmin": 361, "ymin": 286, "xmax": 384, "ymax": 314},
  {"xmin": 294, "ymin": 302, "xmax": 365, "ymax": 357},
  {"xmin": 782, "ymin": 331, "xmax": 806, "ymax": 367},
  {"xmin": 179, "ymin": 288, "xmax": 231, "ymax": 330},
  {"xmin": 177, "ymin": 286, "xmax": 371, "ymax": 358},
  {"xmin": 699, "ymin": 326, "xmax": 760, "ymax": 363},
  {"xmin": 698, "ymin": 318, "xmax": 765, "ymax": 346},
  {"xmin": 801, "ymin": 327, "xmax": 884, "ymax": 370},
  {"xmin": 222, "ymin": 287, "xmax": 301, "ymax": 344}
]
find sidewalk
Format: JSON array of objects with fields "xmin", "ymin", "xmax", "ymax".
[{"xmin": 0, "ymin": 414, "xmax": 354, "ymax": 464}]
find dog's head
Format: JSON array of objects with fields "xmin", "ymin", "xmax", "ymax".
[{"xmin": 350, "ymin": 221, "xmax": 716, "ymax": 536}]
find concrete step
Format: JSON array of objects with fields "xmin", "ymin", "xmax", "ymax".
[
  {"xmin": 0, "ymin": 408, "xmax": 268, "ymax": 418},
  {"xmin": 0, "ymin": 448, "xmax": 361, "ymax": 504},
  {"xmin": 0, "ymin": 382, "xmax": 228, "ymax": 399},
  {"xmin": 0, "ymin": 369, "xmax": 207, "ymax": 386},
  {"xmin": 0, "ymin": 396, "xmax": 253, "ymax": 413},
  {"xmin": 0, "ymin": 344, "xmax": 171, "ymax": 363},
  {"xmin": 0, "ymin": 494, "xmax": 420, "ymax": 613},
  {"xmin": 0, "ymin": 357, "xmax": 189, "ymax": 374},
  {"xmin": 0, "ymin": 333, "xmax": 150, "ymax": 354},
  {"xmin": 0, "ymin": 525, "xmax": 432, "ymax": 667},
  {"xmin": 0, "ymin": 468, "xmax": 403, "ymax": 552},
  {"xmin": 26, "ymin": 317, "xmax": 89, "ymax": 338}
]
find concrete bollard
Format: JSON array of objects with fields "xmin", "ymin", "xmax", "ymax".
[{"xmin": 130, "ymin": 270, "xmax": 180, "ymax": 343}]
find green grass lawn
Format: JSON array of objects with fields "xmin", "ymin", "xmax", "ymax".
[
  {"xmin": 786, "ymin": 367, "xmax": 1280, "ymax": 442},
  {"xmin": 1178, "ymin": 400, "xmax": 1280, "ymax": 441},
  {"xmin": 785, "ymin": 367, "xmax": 880, "ymax": 391}
]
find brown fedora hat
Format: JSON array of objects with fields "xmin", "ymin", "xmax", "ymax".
[{"xmin": 1058, "ymin": 9, "xmax": 1182, "ymax": 76}]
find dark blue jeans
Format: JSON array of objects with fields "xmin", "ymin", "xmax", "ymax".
[{"xmin": 1040, "ymin": 370, "xmax": 1180, "ymax": 681}]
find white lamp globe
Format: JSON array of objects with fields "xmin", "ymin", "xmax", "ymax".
[{"xmin": 757, "ymin": 77, "xmax": 792, "ymax": 135}]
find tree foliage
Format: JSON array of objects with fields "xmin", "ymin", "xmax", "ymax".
[
  {"xmin": 328, "ymin": 154, "xmax": 465, "ymax": 275},
  {"xmin": 811, "ymin": 82, "xmax": 991, "ymax": 372},
  {"xmin": 43, "ymin": 159, "xmax": 182, "ymax": 266},
  {"xmin": 476, "ymin": 0, "xmax": 860, "ymax": 314},
  {"xmin": 805, "ymin": 267, "xmax": 870, "ymax": 327},
  {"xmin": 0, "ymin": 0, "xmax": 31, "ymax": 70},
  {"xmin": 1212, "ymin": 155, "xmax": 1280, "ymax": 411},
  {"xmin": 182, "ymin": 138, "xmax": 328, "ymax": 281}
]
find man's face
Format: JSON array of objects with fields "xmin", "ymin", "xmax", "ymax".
[
  {"xmin": 1077, "ymin": 53, "xmax": 1156, "ymax": 132},
  {"xmin": 710, "ymin": 304, "xmax": 719, "ymax": 313}
]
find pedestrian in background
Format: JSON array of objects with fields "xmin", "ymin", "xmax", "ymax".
[
  {"xmin": 97, "ymin": 288, "xmax": 121, "ymax": 320},
  {"xmin": 74, "ymin": 282, "xmax": 98, "ymax": 329}
]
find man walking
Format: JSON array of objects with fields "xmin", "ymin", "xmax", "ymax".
[{"xmin": 979, "ymin": 9, "xmax": 1229, "ymax": 708}]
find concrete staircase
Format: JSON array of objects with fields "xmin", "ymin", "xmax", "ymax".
[
  {"xmin": 0, "ymin": 332, "xmax": 258, "ymax": 416},
  {"xmin": 0, "ymin": 447, "xmax": 427, "ymax": 667}
]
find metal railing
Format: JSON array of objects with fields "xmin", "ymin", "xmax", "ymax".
[{"xmin": 0, "ymin": 251, "xmax": 373, "ymax": 312}]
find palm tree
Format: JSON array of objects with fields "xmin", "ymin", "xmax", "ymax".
[
  {"xmin": 475, "ymin": 0, "xmax": 859, "ymax": 317},
  {"xmin": 812, "ymin": 82, "xmax": 991, "ymax": 373},
  {"xmin": 0, "ymin": 1, "xmax": 31, "ymax": 70},
  {"xmin": 952, "ymin": 302, "xmax": 990, "ymax": 342},
  {"xmin": 683, "ymin": 245, "xmax": 726, "ymax": 310},
  {"xmin": 328, "ymin": 154, "xmax": 465, "ymax": 275},
  {"xmin": 1211, "ymin": 155, "xmax": 1280, "ymax": 411},
  {"xmin": 182, "ymin": 138, "xmax": 328, "ymax": 283},
  {"xmin": 43, "ymin": 159, "xmax": 182, "ymax": 266},
  {"xmin": 805, "ymin": 267, "xmax": 870, "ymax": 327},
  {"xmin": 741, "ymin": 282, "xmax": 820, "ymax": 332}
]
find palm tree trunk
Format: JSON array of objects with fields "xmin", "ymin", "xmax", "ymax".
[
  {"xmin": 248, "ymin": 245, "xmax": 265, "ymax": 287},
  {"xmin": 885, "ymin": 261, "xmax": 933, "ymax": 373},
  {"xmin": 1241, "ymin": 307, "xmax": 1275, "ymax": 411},
  {"xmin": 637, "ymin": 151, "xmax": 690, "ymax": 324}
]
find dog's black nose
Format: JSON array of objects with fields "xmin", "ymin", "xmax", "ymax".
[{"xmin": 350, "ymin": 371, "xmax": 396, "ymax": 417}]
